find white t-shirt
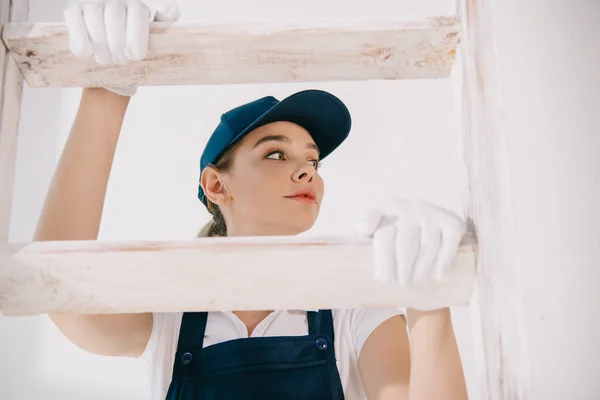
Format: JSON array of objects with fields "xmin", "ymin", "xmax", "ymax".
[{"xmin": 139, "ymin": 308, "xmax": 405, "ymax": 400}]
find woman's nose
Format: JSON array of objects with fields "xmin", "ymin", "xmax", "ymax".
[{"xmin": 292, "ymin": 163, "xmax": 315, "ymax": 183}]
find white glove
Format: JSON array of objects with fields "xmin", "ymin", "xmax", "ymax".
[
  {"xmin": 63, "ymin": 0, "xmax": 180, "ymax": 96},
  {"xmin": 355, "ymin": 198, "xmax": 467, "ymax": 309}
]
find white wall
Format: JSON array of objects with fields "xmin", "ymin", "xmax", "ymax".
[
  {"xmin": 0, "ymin": 0, "xmax": 500, "ymax": 399},
  {"xmin": 492, "ymin": 1, "xmax": 600, "ymax": 398}
]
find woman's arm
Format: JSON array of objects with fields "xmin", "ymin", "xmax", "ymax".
[
  {"xmin": 35, "ymin": 88, "xmax": 128, "ymax": 240},
  {"xmin": 358, "ymin": 315, "xmax": 410, "ymax": 399},
  {"xmin": 355, "ymin": 199, "xmax": 469, "ymax": 398},
  {"xmin": 38, "ymin": 0, "xmax": 180, "ymax": 359},
  {"xmin": 358, "ymin": 309, "xmax": 467, "ymax": 400},
  {"xmin": 406, "ymin": 308, "xmax": 467, "ymax": 399},
  {"xmin": 38, "ymin": 88, "xmax": 153, "ymax": 358}
]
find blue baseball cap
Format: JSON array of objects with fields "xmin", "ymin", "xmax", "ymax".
[{"xmin": 197, "ymin": 89, "xmax": 352, "ymax": 205}]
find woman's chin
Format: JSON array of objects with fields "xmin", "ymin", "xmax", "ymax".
[
  {"xmin": 265, "ymin": 212, "xmax": 317, "ymax": 236},
  {"xmin": 287, "ymin": 215, "xmax": 318, "ymax": 235}
]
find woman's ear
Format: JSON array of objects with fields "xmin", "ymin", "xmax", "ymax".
[{"xmin": 201, "ymin": 166, "xmax": 231, "ymax": 206}]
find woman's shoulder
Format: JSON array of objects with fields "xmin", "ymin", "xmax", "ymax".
[
  {"xmin": 151, "ymin": 311, "xmax": 184, "ymax": 329},
  {"xmin": 331, "ymin": 307, "xmax": 406, "ymax": 321},
  {"xmin": 138, "ymin": 312, "xmax": 183, "ymax": 363},
  {"xmin": 331, "ymin": 308, "xmax": 406, "ymax": 358}
]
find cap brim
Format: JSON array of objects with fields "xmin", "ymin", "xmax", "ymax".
[{"xmin": 231, "ymin": 89, "xmax": 351, "ymax": 160}]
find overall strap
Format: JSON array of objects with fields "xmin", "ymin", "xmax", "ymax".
[
  {"xmin": 307, "ymin": 310, "xmax": 335, "ymax": 343},
  {"xmin": 177, "ymin": 312, "xmax": 208, "ymax": 351}
]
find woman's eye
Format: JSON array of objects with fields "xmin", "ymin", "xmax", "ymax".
[
  {"xmin": 266, "ymin": 151, "xmax": 285, "ymax": 160},
  {"xmin": 266, "ymin": 151, "xmax": 320, "ymax": 168}
]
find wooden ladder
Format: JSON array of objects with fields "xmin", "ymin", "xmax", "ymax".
[{"xmin": 0, "ymin": 0, "xmax": 531, "ymax": 398}]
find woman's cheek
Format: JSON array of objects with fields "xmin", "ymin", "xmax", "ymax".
[
  {"xmin": 314, "ymin": 174, "xmax": 325, "ymax": 200},
  {"xmin": 258, "ymin": 161, "xmax": 288, "ymax": 182}
]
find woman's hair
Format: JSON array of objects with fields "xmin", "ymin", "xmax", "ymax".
[{"xmin": 197, "ymin": 142, "xmax": 240, "ymax": 238}]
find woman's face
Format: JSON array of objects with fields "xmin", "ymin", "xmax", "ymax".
[{"xmin": 216, "ymin": 121, "xmax": 325, "ymax": 235}]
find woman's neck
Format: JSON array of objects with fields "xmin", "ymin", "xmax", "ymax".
[{"xmin": 225, "ymin": 221, "xmax": 302, "ymax": 237}]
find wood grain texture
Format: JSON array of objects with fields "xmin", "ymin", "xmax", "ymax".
[
  {"xmin": 2, "ymin": 17, "xmax": 460, "ymax": 88},
  {"xmin": 0, "ymin": 233, "xmax": 476, "ymax": 316},
  {"xmin": 458, "ymin": 0, "xmax": 532, "ymax": 398},
  {"xmin": 0, "ymin": 0, "xmax": 28, "ymax": 242}
]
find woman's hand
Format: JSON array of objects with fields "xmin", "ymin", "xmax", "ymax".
[
  {"xmin": 63, "ymin": 0, "xmax": 180, "ymax": 96},
  {"xmin": 356, "ymin": 198, "xmax": 469, "ymax": 396},
  {"xmin": 355, "ymin": 199, "xmax": 469, "ymax": 398},
  {"xmin": 355, "ymin": 198, "xmax": 466, "ymax": 310}
]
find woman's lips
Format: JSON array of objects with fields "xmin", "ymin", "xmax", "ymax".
[
  {"xmin": 285, "ymin": 194, "xmax": 316, "ymax": 204},
  {"xmin": 285, "ymin": 188, "xmax": 317, "ymax": 204}
]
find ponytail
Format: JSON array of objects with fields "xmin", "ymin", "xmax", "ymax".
[{"xmin": 197, "ymin": 201, "xmax": 227, "ymax": 237}]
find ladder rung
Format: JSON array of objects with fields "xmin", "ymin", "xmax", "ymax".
[
  {"xmin": 0, "ymin": 234, "xmax": 476, "ymax": 316},
  {"xmin": 2, "ymin": 17, "xmax": 460, "ymax": 88}
]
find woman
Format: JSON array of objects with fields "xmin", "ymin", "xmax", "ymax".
[{"xmin": 37, "ymin": 1, "xmax": 468, "ymax": 399}]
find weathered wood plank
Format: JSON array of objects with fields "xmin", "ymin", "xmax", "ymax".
[
  {"xmin": 0, "ymin": 0, "xmax": 28, "ymax": 242},
  {"xmin": 2, "ymin": 16, "xmax": 460, "ymax": 88},
  {"xmin": 0, "ymin": 233, "xmax": 476, "ymax": 316},
  {"xmin": 458, "ymin": 0, "xmax": 532, "ymax": 398}
]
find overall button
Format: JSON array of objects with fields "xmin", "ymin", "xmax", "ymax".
[
  {"xmin": 315, "ymin": 338, "xmax": 328, "ymax": 351},
  {"xmin": 181, "ymin": 352, "xmax": 193, "ymax": 364}
]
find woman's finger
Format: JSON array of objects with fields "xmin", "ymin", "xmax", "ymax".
[
  {"xmin": 125, "ymin": 0, "xmax": 151, "ymax": 61},
  {"xmin": 432, "ymin": 219, "xmax": 466, "ymax": 281},
  {"xmin": 394, "ymin": 218, "xmax": 420, "ymax": 288},
  {"xmin": 64, "ymin": 4, "xmax": 93, "ymax": 57},
  {"xmin": 153, "ymin": 4, "xmax": 181, "ymax": 21},
  {"xmin": 82, "ymin": 2, "xmax": 111, "ymax": 64},
  {"xmin": 372, "ymin": 223, "xmax": 397, "ymax": 284},
  {"xmin": 355, "ymin": 207, "xmax": 384, "ymax": 237},
  {"xmin": 410, "ymin": 217, "xmax": 442, "ymax": 284},
  {"xmin": 104, "ymin": 0, "xmax": 128, "ymax": 64}
]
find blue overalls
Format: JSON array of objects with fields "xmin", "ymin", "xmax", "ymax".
[{"xmin": 165, "ymin": 310, "xmax": 346, "ymax": 399}]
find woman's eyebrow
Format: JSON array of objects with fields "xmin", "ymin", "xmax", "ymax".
[{"xmin": 252, "ymin": 135, "xmax": 289, "ymax": 148}]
